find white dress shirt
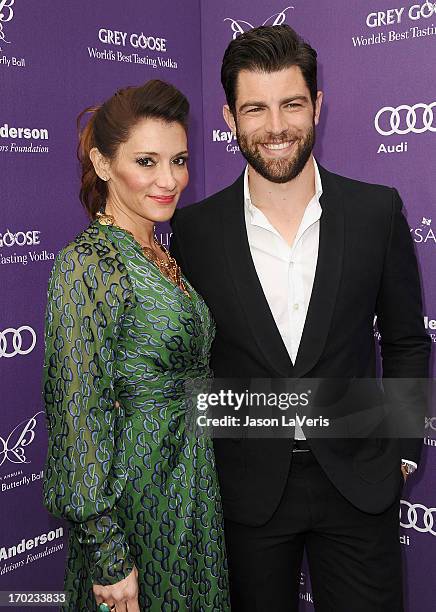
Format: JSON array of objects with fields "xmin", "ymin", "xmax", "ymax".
[
  {"xmin": 243, "ymin": 159, "xmax": 417, "ymax": 467},
  {"xmin": 244, "ymin": 157, "xmax": 322, "ymax": 365},
  {"xmin": 244, "ymin": 158, "xmax": 322, "ymax": 440}
]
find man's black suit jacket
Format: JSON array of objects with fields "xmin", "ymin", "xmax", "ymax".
[{"xmin": 171, "ymin": 164, "xmax": 431, "ymax": 526}]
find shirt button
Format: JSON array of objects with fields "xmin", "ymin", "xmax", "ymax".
[{"xmin": 293, "ymin": 303, "xmax": 300, "ymax": 311}]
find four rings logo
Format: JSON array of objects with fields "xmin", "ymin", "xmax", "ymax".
[
  {"xmin": 375, "ymin": 102, "xmax": 436, "ymax": 136},
  {"xmin": 0, "ymin": 326, "xmax": 37, "ymax": 358},
  {"xmin": 400, "ymin": 500, "xmax": 436, "ymax": 536},
  {"xmin": 0, "ymin": 0, "xmax": 14, "ymax": 48},
  {"xmin": 0, "ymin": 411, "xmax": 43, "ymax": 467},
  {"xmin": 224, "ymin": 6, "xmax": 293, "ymax": 39},
  {"xmin": 425, "ymin": 416, "xmax": 436, "ymax": 431}
]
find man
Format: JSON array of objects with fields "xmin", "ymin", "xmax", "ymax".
[{"xmin": 171, "ymin": 25, "xmax": 430, "ymax": 611}]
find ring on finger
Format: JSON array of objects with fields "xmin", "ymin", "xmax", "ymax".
[{"xmin": 98, "ymin": 603, "xmax": 115, "ymax": 612}]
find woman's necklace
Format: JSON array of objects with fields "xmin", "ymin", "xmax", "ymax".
[{"xmin": 96, "ymin": 211, "xmax": 190, "ymax": 298}]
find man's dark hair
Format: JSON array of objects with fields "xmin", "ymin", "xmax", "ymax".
[{"xmin": 221, "ymin": 25, "xmax": 318, "ymax": 114}]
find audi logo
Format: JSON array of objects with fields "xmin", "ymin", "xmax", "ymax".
[
  {"xmin": 400, "ymin": 500, "xmax": 436, "ymax": 536},
  {"xmin": 374, "ymin": 103, "xmax": 436, "ymax": 136},
  {"xmin": 0, "ymin": 326, "xmax": 37, "ymax": 358},
  {"xmin": 425, "ymin": 416, "xmax": 436, "ymax": 431}
]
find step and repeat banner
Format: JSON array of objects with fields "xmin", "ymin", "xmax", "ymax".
[
  {"xmin": 200, "ymin": 1, "xmax": 435, "ymax": 610},
  {"xmin": 1, "ymin": 0, "xmax": 435, "ymax": 610}
]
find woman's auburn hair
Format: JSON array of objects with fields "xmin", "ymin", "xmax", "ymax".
[{"xmin": 76, "ymin": 79, "xmax": 189, "ymax": 220}]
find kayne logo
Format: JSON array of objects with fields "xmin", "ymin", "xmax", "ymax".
[
  {"xmin": 224, "ymin": 6, "xmax": 294, "ymax": 39},
  {"xmin": 212, "ymin": 128, "xmax": 239, "ymax": 155}
]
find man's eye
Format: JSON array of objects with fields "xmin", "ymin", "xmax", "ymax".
[
  {"xmin": 286, "ymin": 103, "xmax": 301, "ymax": 109},
  {"xmin": 246, "ymin": 107, "xmax": 263, "ymax": 113},
  {"xmin": 173, "ymin": 157, "xmax": 189, "ymax": 166},
  {"xmin": 136, "ymin": 157, "xmax": 154, "ymax": 167}
]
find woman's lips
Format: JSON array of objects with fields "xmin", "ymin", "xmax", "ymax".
[{"xmin": 149, "ymin": 195, "xmax": 176, "ymax": 204}]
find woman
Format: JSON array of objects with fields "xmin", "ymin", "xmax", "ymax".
[{"xmin": 42, "ymin": 80, "xmax": 230, "ymax": 611}]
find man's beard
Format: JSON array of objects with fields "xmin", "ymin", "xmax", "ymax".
[{"xmin": 236, "ymin": 123, "xmax": 315, "ymax": 184}]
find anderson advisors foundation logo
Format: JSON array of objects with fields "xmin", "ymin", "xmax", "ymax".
[
  {"xmin": 0, "ymin": 527, "xmax": 64, "ymax": 576},
  {"xmin": 87, "ymin": 26, "xmax": 178, "ymax": 70},
  {"xmin": 0, "ymin": 122, "xmax": 49, "ymax": 154},
  {"xmin": 0, "ymin": 1, "xmax": 27, "ymax": 68},
  {"xmin": 352, "ymin": 1, "xmax": 436, "ymax": 49}
]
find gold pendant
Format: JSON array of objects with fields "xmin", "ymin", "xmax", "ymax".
[{"xmin": 96, "ymin": 212, "xmax": 115, "ymax": 226}]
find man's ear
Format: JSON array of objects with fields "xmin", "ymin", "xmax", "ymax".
[
  {"xmin": 89, "ymin": 147, "xmax": 111, "ymax": 181},
  {"xmin": 223, "ymin": 105, "xmax": 237, "ymax": 136},
  {"xmin": 314, "ymin": 91, "xmax": 323, "ymax": 126}
]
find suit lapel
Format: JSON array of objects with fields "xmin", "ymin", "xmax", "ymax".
[
  {"xmin": 293, "ymin": 165, "xmax": 345, "ymax": 377},
  {"xmin": 220, "ymin": 165, "xmax": 345, "ymax": 379},
  {"xmin": 221, "ymin": 173, "xmax": 293, "ymax": 377}
]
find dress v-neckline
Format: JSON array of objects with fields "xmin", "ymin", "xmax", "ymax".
[{"xmin": 95, "ymin": 220, "xmax": 194, "ymax": 303}]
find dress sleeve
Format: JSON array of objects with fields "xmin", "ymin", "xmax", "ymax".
[{"xmin": 42, "ymin": 241, "xmax": 135, "ymax": 585}]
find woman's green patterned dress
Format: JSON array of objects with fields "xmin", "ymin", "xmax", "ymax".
[{"xmin": 42, "ymin": 220, "xmax": 230, "ymax": 611}]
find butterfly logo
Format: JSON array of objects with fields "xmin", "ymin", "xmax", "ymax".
[
  {"xmin": 224, "ymin": 6, "xmax": 294, "ymax": 39},
  {"xmin": 422, "ymin": 217, "xmax": 432, "ymax": 226},
  {"xmin": 0, "ymin": 22, "xmax": 10, "ymax": 48},
  {"xmin": 0, "ymin": 0, "xmax": 14, "ymax": 50},
  {"xmin": 0, "ymin": 411, "xmax": 44, "ymax": 467}
]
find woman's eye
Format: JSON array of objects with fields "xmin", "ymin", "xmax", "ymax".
[
  {"xmin": 173, "ymin": 157, "xmax": 188, "ymax": 166},
  {"xmin": 136, "ymin": 157, "xmax": 154, "ymax": 167}
]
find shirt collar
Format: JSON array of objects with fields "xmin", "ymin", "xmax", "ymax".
[{"xmin": 244, "ymin": 157, "xmax": 323, "ymax": 221}]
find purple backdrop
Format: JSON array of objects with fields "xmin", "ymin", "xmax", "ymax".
[{"xmin": 1, "ymin": 0, "xmax": 434, "ymax": 610}]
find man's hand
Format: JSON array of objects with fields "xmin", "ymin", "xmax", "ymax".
[
  {"xmin": 93, "ymin": 565, "xmax": 139, "ymax": 612},
  {"xmin": 401, "ymin": 464, "xmax": 409, "ymax": 482}
]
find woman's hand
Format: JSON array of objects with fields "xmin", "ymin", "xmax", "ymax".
[{"xmin": 93, "ymin": 565, "xmax": 140, "ymax": 612}]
